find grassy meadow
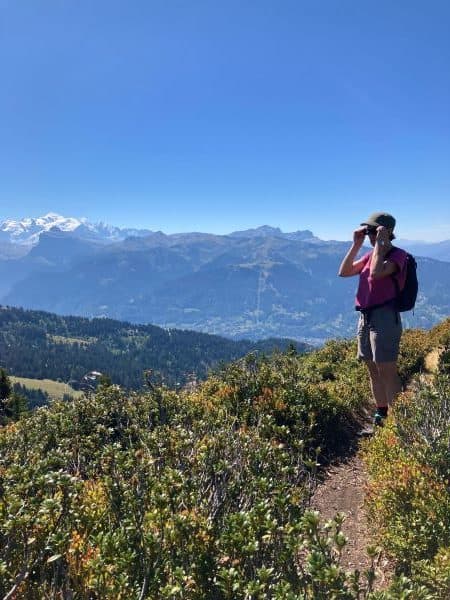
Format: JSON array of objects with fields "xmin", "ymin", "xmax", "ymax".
[{"xmin": 10, "ymin": 376, "xmax": 85, "ymax": 401}]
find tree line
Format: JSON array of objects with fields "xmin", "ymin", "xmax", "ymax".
[{"xmin": 0, "ymin": 306, "xmax": 309, "ymax": 389}]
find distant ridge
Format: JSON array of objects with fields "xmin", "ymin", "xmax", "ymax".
[
  {"xmin": 2, "ymin": 213, "xmax": 450, "ymax": 258},
  {"xmin": 0, "ymin": 213, "xmax": 323, "ymax": 246},
  {"xmin": 0, "ymin": 212, "xmax": 154, "ymax": 245},
  {"xmin": 229, "ymin": 225, "xmax": 318, "ymax": 241}
]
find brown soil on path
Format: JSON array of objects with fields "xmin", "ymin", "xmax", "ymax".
[
  {"xmin": 310, "ymin": 448, "xmax": 393, "ymax": 590},
  {"xmin": 309, "ymin": 349, "xmax": 442, "ymax": 591}
]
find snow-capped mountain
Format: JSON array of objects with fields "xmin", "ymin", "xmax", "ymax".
[{"xmin": 0, "ymin": 213, "xmax": 153, "ymax": 245}]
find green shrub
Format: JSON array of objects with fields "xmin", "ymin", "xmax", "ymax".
[
  {"xmin": 363, "ymin": 374, "xmax": 450, "ymax": 598},
  {"xmin": 397, "ymin": 329, "xmax": 432, "ymax": 385},
  {"xmin": 0, "ymin": 350, "xmax": 378, "ymax": 599},
  {"xmin": 3, "ymin": 327, "xmax": 448, "ymax": 598}
]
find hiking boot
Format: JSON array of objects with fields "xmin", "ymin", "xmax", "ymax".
[{"xmin": 373, "ymin": 411, "xmax": 387, "ymax": 427}]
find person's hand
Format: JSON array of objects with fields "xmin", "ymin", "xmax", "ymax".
[
  {"xmin": 375, "ymin": 226, "xmax": 392, "ymax": 250},
  {"xmin": 353, "ymin": 227, "xmax": 366, "ymax": 247}
]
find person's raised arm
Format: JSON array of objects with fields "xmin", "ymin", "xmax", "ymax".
[
  {"xmin": 370, "ymin": 226, "xmax": 397, "ymax": 279},
  {"xmin": 338, "ymin": 227, "xmax": 367, "ymax": 277}
]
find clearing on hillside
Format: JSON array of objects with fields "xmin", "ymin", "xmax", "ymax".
[{"xmin": 10, "ymin": 376, "xmax": 85, "ymax": 401}]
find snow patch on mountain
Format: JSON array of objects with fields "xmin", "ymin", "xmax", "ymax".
[
  {"xmin": 0, "ymin": 213, "xmax": 153, "ymax": 245},
  {"xmin": 0, "ymin": 213, "xmax": 87, "ymax": 245}
]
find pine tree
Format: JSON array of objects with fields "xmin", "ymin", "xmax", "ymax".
[
  {"xmin": 0, "ymin": 368, "xmax": 12, "ymax": 425},
  {"xmin": 7, "ymin": 391, "xmax": 29, "ymax": 421},
  {"xmin": 0, "ymin": 369, "xmax": 28, "ymax": 424},
  {"xmin": 0, "ymin": 368, "xmax": 11, "ymax": 400}
]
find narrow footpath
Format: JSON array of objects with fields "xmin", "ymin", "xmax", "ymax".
[
  {"xmin": 310, "ymin": 448, "xmax": 393, "ymax": 590},
  {"xmin": 310, "ymin": 350, "xmax": 441, "ymax": 591}
]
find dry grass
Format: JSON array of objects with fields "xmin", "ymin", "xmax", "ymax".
[{"xmin": 424, "ymin": 347, "xmax": 442, "ymax": 373}]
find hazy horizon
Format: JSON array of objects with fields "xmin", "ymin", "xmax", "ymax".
[{"xmin": 1, "ymin": 211, "xmax": 448, "ymax": 244}]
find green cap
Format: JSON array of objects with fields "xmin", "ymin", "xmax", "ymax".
[{"xmin": 361, "ymin": 212, "xmax": 396, "ymax": 230}]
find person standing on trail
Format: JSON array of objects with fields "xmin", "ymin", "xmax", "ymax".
[{"xmin": 338, "ymin": 212, "xmax": 408, "ymax": 426}]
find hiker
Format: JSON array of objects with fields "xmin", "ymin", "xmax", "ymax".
[{"xmin": 338, "ymin": 212, "xmax": 408, "ymax": 426}]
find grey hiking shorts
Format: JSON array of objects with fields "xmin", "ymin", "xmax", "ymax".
[{"xmin": 356, "ymin": 306, "xmax": 402, "ymax": 363}]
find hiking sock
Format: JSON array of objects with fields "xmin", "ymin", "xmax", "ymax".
[
  {"xmin": 376, "ymin": 406, "xmax": 388, "ymax": 417},
  {"xmin": 374, "ymin": 405, "xmax": 388, "ymax": 427}
]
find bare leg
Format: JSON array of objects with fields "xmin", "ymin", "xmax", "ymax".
[
  {"xmin": 365, "ymin": 360, "xmax": 388, "ymax": 407},
  {"xmin": 376, "ymin": 361, "xmax": 402, "ymax": 406}
]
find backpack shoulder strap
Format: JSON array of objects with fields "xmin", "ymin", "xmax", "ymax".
[{"xmin": 386, "ymin": 247, "xmax": 403, "ymax": 299}]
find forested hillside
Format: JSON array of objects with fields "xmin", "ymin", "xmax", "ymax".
[
  {"xmin": 0, "ymin": 306, "xmax": 309, "ymax": 389},
  {"xmin": 1, "ymin": 319, "xmax": 449, "ymax": 597}
]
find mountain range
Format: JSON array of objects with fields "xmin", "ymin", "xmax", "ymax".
[
  {"xmin": 0, "ymin": 212, "xmax": 153, "ymax": 246},
  {"xmin": 1, "ymin": 213, "xmax": 450, "ymax": 343}
]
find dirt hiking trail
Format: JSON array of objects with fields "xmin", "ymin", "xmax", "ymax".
[
  {"xmin": 310, "ymin": 447, "xmax": 393, "ymax": 589},
  {"xmin": 311, "ymin": 349, "xmax": 442, "ymax": 590}
]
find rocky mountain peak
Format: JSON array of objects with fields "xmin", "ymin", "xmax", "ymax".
[{"xmin": 0, "ymin": 213, "xmax": 153, "ymax": 245}]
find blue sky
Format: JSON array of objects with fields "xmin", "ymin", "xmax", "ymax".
[{"xmin": 1, "ymin": 1, "xmax": 449, "ymax": 241}]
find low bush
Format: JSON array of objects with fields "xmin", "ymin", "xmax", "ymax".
[
  {"xmin": 363, "ymin": 374, "xmax": 450, "ymax": 598},
  {"xmin": 397, "ymin": 328, "xmax": 432, "ymax": 385},
  {"xmin": 3, "ymin": 327, "xmax": 449, "ymax": 598},
  {"xmin": 0, "ymin": 348, "xmax": 377, "ymax": 599}
]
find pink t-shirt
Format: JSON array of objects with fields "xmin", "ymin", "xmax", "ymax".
[{"xmin": 355, "ymin": 247, "xmax": 408, "ymax": 310}]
